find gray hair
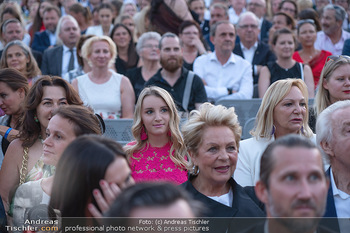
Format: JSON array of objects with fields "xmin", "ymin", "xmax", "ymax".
[
  {"xmin": 323, "ymin": 4, "xmax": 346, "ymax": 22},
  {"xmin": 209, "ymin": 3, "xmax": 228, "ymax": 17},
  {"xmin": 316, "ymin": 100, "xmax": 350, "ymax": 164},
  {"xmin": 236, "ymin": 11, "xmax": 260, "ymax": 29},
  {"xmin": 210, "ymin": 20, "xmax": 233, "ymax": 37},
  {"xmin": 1, "ymin": 18, "xmax": 24, "ymax": 33},
  {"xmin": 55, "ymin": 15, "xmax": 80, "ymax": 45},
  {"xmin": 136, "ymin": 31, "xmax": 161, "ymax": 55},
  {"xmin": 159, "ymin": 32, "xmax": 179, "ymax": 50}
]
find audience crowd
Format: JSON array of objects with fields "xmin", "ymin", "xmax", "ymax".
[{"xmin": 0, "ymin": 0, "xmax": 349, "ymax": 232}]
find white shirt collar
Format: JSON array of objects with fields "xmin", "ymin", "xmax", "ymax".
[
  {"xmin": 240, "ymin": 41, "xmax": 258, "ymax": 51},
  {"xmin": 330, "ymin": 167, "xmax": 350, "ymax": 200},
  {"xmin": 211, "ymin": 51, "xmax": 236, "ymax": 64}
]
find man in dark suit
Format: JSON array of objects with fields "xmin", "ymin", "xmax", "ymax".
[
  {"xmin": 41, "ymin": 15, "xmax": 80, "ymax": 77},
  {"xmin": 252, "ymin": 135, "xmax": 332, "ymax": 233},
  {"xmin": 0, "ymin": 19, "xmax": 42, "ymax": 67},
  {"xmin": 246, "ymin": 0, "xmax": 272, "ymax": 43},
  {"xmin": 317, "ymin": 100, "xmax": 350, "ymax": 233},
  {"xmin": 31, "ymin": 6, "xmax": 61, "ymax": 53},
  {"xmin": 234, "ymin": 12, "xmax": 275, "ymax": 86}
]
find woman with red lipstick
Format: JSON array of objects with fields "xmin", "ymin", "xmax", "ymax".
[
  {"xmin": 72, "ymin": 36, "xmax": 135, "ymax": 119},
  {"xmin": 312, "ymin": 55, "xmax": 350, "ymax": 130},
  {"xmin": 125, "ymin": 86, "xmax": 188, "ymax": 184},
  {"xmin": 0, "ymin": 76, "xmax": 82, "ymax": 215},
  {"xmin": 0, "ymin": 69, "xmax": 28, "ymax": 169},
  {"xmin": 12, "ymin": 105, "xmax": 104, "ymax": 228},
  {"xmin": 180, "ymin": 103, "xmax": 264, "ymax": 231},
  {"xmin": 259, "ymin": 28, "xmax": 314, "ymax": 98},
  {"xmin": 293, "ymin": 19, "xmax": 331, "ymax": 88},
  {"xmin": 234, "ymin": 79, "xmax": 315, "ymax": 187}
]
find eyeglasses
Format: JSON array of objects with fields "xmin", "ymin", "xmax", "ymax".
[
  {"xmin": 238, "ymin": 24, "xmax": 259, "ymax": 29},
  {"xmin": 142, "ymin": 44, "xmax": 159, "ymax": 49},
  {"xmin": 326, "ymin": 55, "xmax": 350, "ymax": 63},
  {"xmin": 281, "ymin": 7, "xmax": 296, "ymax": 14}
]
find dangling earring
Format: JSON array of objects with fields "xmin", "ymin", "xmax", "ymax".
[
  {"xmin": 34, "ymin": 116, "xmax": 39, "ymax": 123},
  {"xmin": 192, "ymin": 165, "xmax": 199, "ymax": 176},
  {"xmin": 300, "ymin": 125, "xmax": 304, "ymax": 135},
  {"xmin": 140, "ymin": 125, "xmax": 147, "ymax": 140},
  {"xmin": 271, "ymin": 125, "xmax": 276, "ymax": 136}
]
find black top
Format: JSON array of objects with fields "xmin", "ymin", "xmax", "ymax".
[
  {"xmin": 267, "ymin": 61, "xmax": 303, "ymax": 84},
  {"xmin": 115, "ymin": 55, "xmax": 139, "ymax": 75},
  {"xmin": 125, "ymin": 66, "xmax": 145, "ymax": 101},
  {"xmin": 144, "ymin": 67, "xmax": 208, "ymax": 112}
]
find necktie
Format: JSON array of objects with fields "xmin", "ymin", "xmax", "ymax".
[{"xmin": 68, "ymin": 49, "xmax": 75, "ymax": 72}]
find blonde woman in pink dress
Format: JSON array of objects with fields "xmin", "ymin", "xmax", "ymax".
[{"xmin": 125, "ymin": 86, "xmax": 188, "ymax": 184}]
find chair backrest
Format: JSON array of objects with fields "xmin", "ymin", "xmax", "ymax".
[
  {"xmin": 103, "ymin": 119, "xmax": 134, "ymax": 145},
  {"xmin": 215, "ymin": 99, "xmax": 262, "ymax": 138},
  {"xmin": 242, "ymin": 117, "xmax": 256, "ymax": 140}
]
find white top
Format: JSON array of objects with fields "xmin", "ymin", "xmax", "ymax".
[
  {"xmin": 228, "ymin": 7, "xmax": 246, "ymax": 25},
  {"xmin": 240, "ymin": 41, "xmax": 258, "ymax": 65},
  {"xmin": 208, "ymin": 188, "xmax": 233, "ymax": 207},
  {"xmin": 314, "ymin": 30, "xmax": 350, "ymax": 55},
  {"xmin": 61, "ymin": 45, "xmax": 79, "ymax": 77},
  {"xmin": 193, "ymin": 52, "xmax": 253, "ymax": 101},
  {"xmin": 234, "ymin": 134, "xmax": 317, "ymax": 187},
  {"xmin": 85, "ymin": 25, "xmax": 113, "ymax": 36},
  {"xmin": 77, "ymin": 71, "xmax": 122, "ymax": 119}
]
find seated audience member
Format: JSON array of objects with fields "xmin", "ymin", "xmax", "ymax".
[
  {"xmin": 179, "ymin": 20, "xmax": 208, "ymax": 71},
  {"xmin": 188, "ymin": 0, "xmax": 206, "ymax": 26},
  {"xmin": 315, "ymin": 4, "xmax": 350, "ymax": 55},
  {"xmin": 12, "ymin": 105, "xmax": 103, "ymax": 229},
  {"xmin": 311, "ymin": 55, "xmax": 350, "ymax": 131},
  {"xmin": 41, "ymin": 15, "xmax": 81, "ymax": 77},
  {"xmin": 125, "ymin": 31, "xmax": 161, "ymax": 100},
  {"xmin": 0, "ymin": 19, "xmax": 42, "ymax": 67},
  {"xmin": 149, "ymin": 0, "xmax": 193, "ymax": 35},
  {"xmin": 252, "ymin": 135, "xmax": 330, "ymax": 233},
  {"xmin": 279, "ymin": 0, "xmax": 298, "ymax": 19},
  {"xmin": 110, "ymin": 23, "xmax": 139, "ymax": 75},
  {"xmin": 228, "ymin": 0, "xmax": 246, "ymax": 25},
  {"xmin": 333, "ymin": 0, "xmax": 350, "ymax": 32},
  {"xmin": 246, "ymin": 0, "xmax": 272, "ymax": 43},
  {"xmin": 125, "ymin": 87, "xmax": 188, "ymax": 184},
  {"xmin": 117, "ymin": 0, "xmax": 138, "ymax": 19},
  {"xmin": 293, "ymin": 19, "xmax": 332, "ymax": 88},
  {"xmin": 116, "ymin": 14, "xmax": 137, "ymax": 42},
  {"xmin": 72, "ymin": 36, "xmax": 135, "ymax": 119},
  {"xmin": 145, "ymin": 33, "xmax": 207, "ymax": 113},
  {"xmin": 31, "ymin": 6, "xmax": 61, "ymax": 53},
  {"xmin": 317, "ymin": 100, "xmax": 350, "ymax": 233},
  {"xmin": 203, "ymin": 3, "xmax": 229, "ymax": 51},
  {"xmin": 234, "ymin": 79, "xmax": 315, "ymax": 187},
  {"xmin": 259, "ymin": 28, "xmax": 314, "ymax": 98},
  {"xmin": 105, "ymin": 182, "xmax": 200, "ymax": 219},
  {"xmin": 181, "ymin": 103, "xmax": 265, "ymax": 232},
  {"xmin": 234, "ymin": 12, "xmax": 276, "ymax": 86},
  {"xmin": 63, "ymin": 34, "xmax": 94, "ymax": 83},
  {"xmin": 0, "ymin": 40, "xmax": 41, "ymax": 86},
  {"xmin": 49, "ymin": 135, "xmax": 135, "ymax": 219},
  {"xmin": 85, "ymin": 3, "xmax": 114, "ymax": 36},
  {"xmin": 0, "ymin": 76, "xmax": 83, "ymax": 214},
  {"xmin": 0, "ymin": 69, "xmax": 29, "ymax": 168},
  {"xmin": 68, "ymin": 3, "xmax": 92, "ymax": 35},
  {"xmin": 27, "ymin": 0, "xmax": 53, "ymax": 40},
  {"xmin": 298, "ymin": 8, "xmax": 322, "ymax": 32},
  {"xmin": 194, "ymin": 21, "xmax": 253, "ymax": 101},
  {"xmin": 268, "ymin": 11, "xmax": 295, "ymax": 47}
]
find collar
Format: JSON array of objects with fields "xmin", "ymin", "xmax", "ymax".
[
  {"xmin": 46, "ymin": 30, "xmax": 55, "ymax": 35},
  {"xmin": 63, "ymin": 44, "xmax": 76, "ymax": 52},
  {"xmin": 240, "ymin": 41, "xmax": 258, "ymax": 51},
  {"xmin": 330, "ymin": 167, "xmax": 350, "ymax": 200},
  {"xmin": 211, "ymin": 52, "xmax": 236, "ymax": 64}
]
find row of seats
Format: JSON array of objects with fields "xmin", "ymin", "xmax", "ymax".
[{"xmin": 103, "ymin": 99, "xmax": 315, "ymax": 144}]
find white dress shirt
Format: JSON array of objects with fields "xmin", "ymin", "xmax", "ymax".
[
  {"xmin": 193, "ymin": 52, "xmax": 253, "ymax": 100},
  {"xmin": 61, "ymin": 45, "xmax": 78, "ymax": 77},
  {"xmin": 228, "ymin": 7, "xmax": 246, "ymax": 25},
  {"xmin": 47, "ymin": 30, "xmax": 57, "ymax": 46},
  {"xmin": 240, "ymin": 41, "xmax": 258, "ymax": 64},
  {"xmin": 314, "ymin": 30, "xmax": 350, "ymax": 55},
  {"xmin": 85, "ymin": 25, "xmax": 113, "ymax": 36}
]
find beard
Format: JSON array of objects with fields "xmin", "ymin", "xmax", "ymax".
[{"xmin": 160, "ymin": 56, "xmax": 183, "ymax": 72}]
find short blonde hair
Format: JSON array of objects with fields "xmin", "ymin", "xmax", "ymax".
[
  {"xmin": 125, "ymin": 86, "xmax": 188, "ymax": 169},
  {"xmin": 314, "ymin": 55, "xmax": 350, "ymax": 116},
  {"xmin": 181, "ymin": 103, "xmax": 242, "ymax": 172},
  {"xmin": 251, "ymin": 79, "xmax": 313, "ymax": 139},
  {"xmin": 81, "ymin": 35, "xmax": 117, "ymax": 67}
]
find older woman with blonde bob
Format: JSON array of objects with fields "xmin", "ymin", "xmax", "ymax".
[
  {"xmin": 72, "ymin": 35, "xmax": 135, "ymax": 119},
  {"xmin": 125, "ymin": 86, "xmax": 188, "ymax": 184},
  {"xmin": 234, "ymin": 79, "xmax": 314, "ymax": 187},
  {"xmin": 0, "ymin": 40, "xmax": 41, "ymax": 86},
  {"xmin": 181, "ymin": 103, "xmax": 265, "ymax": 225}
]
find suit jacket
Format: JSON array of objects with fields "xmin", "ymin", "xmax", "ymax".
[
  {"xmin": 31, "ymin": 31, "xmax": 51, "ymax": 53},
  {"xmin": 320, "ymin": 168, "xmax": 340, "ymax": 233},
  {"xmin": 260, "ymin": 19, "xmax": 272, "ymax": 44},
  {"xmin": 41, "ymin": 45, "xmax": 63, "ymax": 76},
  {"xmin": 342, "ymin": 38, "xmax": 350, "ymax": 55},
  {"xmin": 181, "ymin": 177, "xmax": 265, "ymax": 233},
  {"xmin": 0, "ymin": 49, "xmax": 42, "ymax": 68},
  {"xmin": 233, "ymin": 41, "xmax": 276, "ymax": 84}
]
